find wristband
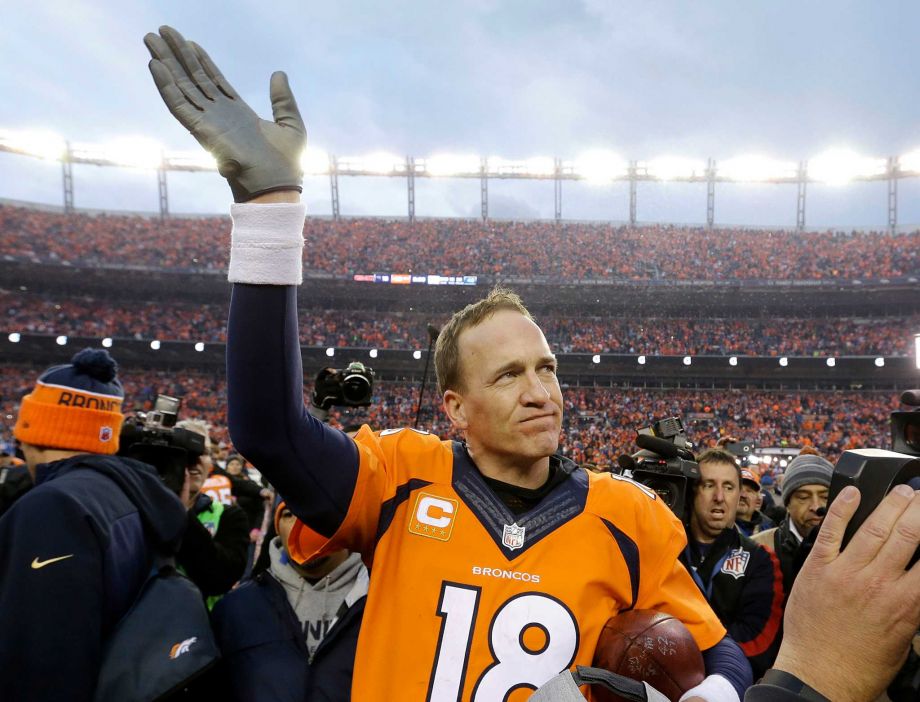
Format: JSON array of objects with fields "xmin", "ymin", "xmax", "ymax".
[{"xmin": 760, "ymin": 670, "xmax": 830, "ymax": 701}]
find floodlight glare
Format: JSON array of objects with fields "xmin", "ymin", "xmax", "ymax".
[
  {"xmin": 150, "ymin": 340, "xmax": 161, "ymax": 350},
  {"xmin": 779, "ymin": 357, "xmax": 788, "ymax": 367},
  {"xmin": 592, "ymin": 354, "xmax": 601, "ymax": 364},
  {"xmin": 56, "ymin": 335, "xmax": 68, "ymax": 346},
  {"xmin": 683, "ymin": 356, "xmax": 692, "ymax": 366},
  {"xmin": 808, "ymin": 148, "xmax": 887, "ymax": 185},
  {"xmin": 780, "ymin": 459, "xmax": 788, "ymax": 468},
  {"xmin": 165, "ymin": 150, "xmax": 219, "ymax": 171},
  {"xmin": 729, "ymin": 356, "xmax": 738, "ymax": 367},
  {"xmin": 369, "ymin": 348, "xmax": 378, "ymax": 359},
  {"xmin": 76, "ymin": 137, "xmax": 164, "ymax": 170},
  {"xmin": 423, "ymin": 154, "xmax": 482, "ymax": 177},
  {"xmin": 826, "ymin": 357, "xmax": 836, "ymax": 367},
  {"xmin": 413, "ymin": 350, "xmax": 422, "ymax": 360},
  {"xmin": 194, "ymin": 342, "xmax": 205, "ymax": 352},
  {"xmin": 326, "ymin": 347, "xmax": 335, "ymax": 357},
  {"xmin": 523, "ymin": 157, "xmax": 556, "ymax": 177},
  {"xmin": 8, "ymin": 332, "xmax": 20, "ymax": 343},
  {"xmin": 898, "ymin": 150, "xmax": 920, "ymax": 175},
  {"xmin": 637, "ymin": 355, "xmax": 646, "ymax": 365},
  {"xmin": 874, "ymin": 357, "xmax": 885, "ymax": 368},
  {"xmin": 0, "ymin": 128, "xmax": 67, "ymax": 161},
  {"xmin": 572, "ymin": 150, "xmax": 628, "ymax": 183},
  {"xmin": 101, "ymin": 337, "xmax": 113, "ymax": 348},
  {"xmin": 345, "ymin": 152, "xmax": 402, "ymax": 175},
  {"xmin": 300, "ymin": 147, "xmax": 329, "ymax": 176},
  {"xmin": 717, "ymin": 155, "xmax": 798, "ymax": 182},
  {"xmin": 645, "ymin": 157, "xmax": 706, "ymax": 181}
]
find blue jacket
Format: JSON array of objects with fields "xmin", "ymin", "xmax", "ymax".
[
  {"xmin": 0, "ymin": 453, "xmax": 187, "ymax": 702},
  {"xmin": 210, "ymin": 568, "xmax": 366, "ymax": 702}
]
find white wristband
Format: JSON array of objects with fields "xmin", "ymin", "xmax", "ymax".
[
  {"xmin": 679, "ymin": 674, "xmax": 739, "ymax": 702},
  {"xmin": 228, "ymin": 202, "xmax": 307, "ymax": 285}
]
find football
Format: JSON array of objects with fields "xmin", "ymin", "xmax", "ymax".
[{"xmin": 591, "ymin": 609, "xmax": 705, "ymax": 702}]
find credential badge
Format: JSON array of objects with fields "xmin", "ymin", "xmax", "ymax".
[{"xmin": 502, "ymin": 522, "xmax": 526, "ymax": 551}]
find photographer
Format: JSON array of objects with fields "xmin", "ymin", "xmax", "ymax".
[
  {"xmin": 735, "ymin": 468, "xmax": 775, "ymax": 537},
  {"xmin": 681, "ymin": 449, "xmax": 784, "ymax": 679},
  {"xmin": 0, "ymin": 349, "xmax": 187, "ymax": 702}
]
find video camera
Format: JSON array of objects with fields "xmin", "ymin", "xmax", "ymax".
[
  {"xmin": 118, "ymin": 394, "xmax": 206, "ymax": 495},
  {"xmin": 312, "ymin": 362, "xmax": 376, "ymax": 410},
  {"xmin": 615, "ymin": 417, "xmax": 700, "ymax": 522}
]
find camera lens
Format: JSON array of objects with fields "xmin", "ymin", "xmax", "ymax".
[
  {"xmin": 905, "ymin": 420, "xmax": 920, "ymax": 453},
  {"xmin": 343, "ymin": 375, "xmax": 371, "ymax": 403}
]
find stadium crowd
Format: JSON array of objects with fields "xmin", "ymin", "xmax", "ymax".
[
  {"xmin": 2, "ymin": 203, "xmax": 918, "ymax": 281},
  {"xmin": 3, "ymin": 290, "xmax": 914, "ymax": 356}
]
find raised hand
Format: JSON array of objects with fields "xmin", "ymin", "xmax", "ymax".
[{"xmin": 144, "ymin": 25, "xmax": 306, "ymax": 202}]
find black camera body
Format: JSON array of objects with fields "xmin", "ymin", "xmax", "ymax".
[
  {"xmin": 616, "ymin": 416, "xmax": 700, "ymax": 522},
  {"xmin": 312, "ymin": 362, "xmax": 376, "ymax": 409},
  {"xmin": 118, "ymin": 395, "xmax": 205, "ymax": 495},
  {"xmin": 891, "ymin": 389, "xmax": 920, "ymax": 457}
]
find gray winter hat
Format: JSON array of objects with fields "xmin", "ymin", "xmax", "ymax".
[{"xmin": 782, "ymin": 453, "xmax": 834, "ymax": 505}]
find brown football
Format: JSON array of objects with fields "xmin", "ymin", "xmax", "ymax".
[{"xmin": 591, "ymin": 609, "xmax": 705, "ymax": 702}]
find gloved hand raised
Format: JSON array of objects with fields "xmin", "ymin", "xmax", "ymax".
[{"xmin": 144, "ymin": 25, "xmax": 306, "ymax": 202}]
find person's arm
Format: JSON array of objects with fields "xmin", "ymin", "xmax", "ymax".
[
  {"xmin": 726, "ymin": 545, "xmax": 784, "ymax": 678},
  {"xmin": 177, "ymin": 504, "xmax": 249, "ymax": 595},
  {"xmin": 0, "ymin": 490, "xmax": 105, "ymax": 702}
]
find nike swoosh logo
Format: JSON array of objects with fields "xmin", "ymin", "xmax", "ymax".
[{"xmin": 31, "ymin": 554, "xmax": 74, "ymax": 569}]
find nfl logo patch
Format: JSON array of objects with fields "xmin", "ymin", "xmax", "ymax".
[
  {"xmin": 99, "ymin": 426, "xmax": 113, "ymax": 442},
  {"xmin": 720, "ymin": 547, "xmax": 751, "ymax": 579},
  {"xmin": 502, "ymin": 522, "xmax": 526, "ymax": 551}
]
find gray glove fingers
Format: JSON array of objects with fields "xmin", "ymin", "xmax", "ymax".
[
  {"xmin": 144, "ymin": 32, "xmax": 205, "ymax": 110},
  {"xmin": 269, "ymin": 71, "xmax": 305, "ymax": 132},
  {"xmin": 158, "ymin": 26, "xmax": 217, "ymax": 101},
  {"xmin": 189, "ymin": 41, "xmax": 239, "ymax": 100},
  {"xmin": 148, "ymin": 60, "xmax": 201, "ymax": 129}
]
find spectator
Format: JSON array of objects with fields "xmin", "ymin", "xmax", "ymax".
[
  {"xmin": 735, "ymin": 468, "xmax": 775, "ymax": 537},
  {"xmin": 682, "ymin": 449, "xmax": 784, "ymax": 679},
  {"xmin": 751, "ymin": 453, "xmax": 834, "ymax": 599},
  {"xmin": 0, "ymin": 349, "xmax": 187, "ymax": 702},
  {"xmin": 210, "ymin": 500, "xmax": 368, "ymax": 702},
  {"xmin": 174, "ymin": 418, "xmax": 250, "ymax": 607}
]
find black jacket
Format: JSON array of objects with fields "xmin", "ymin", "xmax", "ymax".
[
  {"xmin": 682, "ymin": 527, "xmax": 784, "ymax": 679},
  {"xmin": 177, "ymin": 492, "xmax": 250, "ymax": 597},
  {"xmin": 0, "ymin": 454, "xmax": 187, "ymax": 702},
  {"xmin": 209, "ymin": 568, "xmax": 366, "ymax": 702},
  {"xmin": 0, "ymin": 463, "xmax": 33, "ymax": 517}
]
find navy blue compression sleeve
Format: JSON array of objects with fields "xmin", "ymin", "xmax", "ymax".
[
  {"xmin": 703, "ymin": 636, "xmax": 753, "ymax": 700},
  {"xmin": 226, "ymin": 283, "xmax": 358, "ymax": 537}
]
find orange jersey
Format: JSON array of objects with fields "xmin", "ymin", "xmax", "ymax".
[
  {"xmin": 289, "ymin": 427, "xmax": 725, "ymax": 701},
  {"xmin": 201, "ymin": 474, "xmax": 234, "ymax": 506}
]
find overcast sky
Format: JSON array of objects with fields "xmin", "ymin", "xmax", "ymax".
[{"xmin": 2, "ymin": 0, "xmax": 920, "ymax": 226}]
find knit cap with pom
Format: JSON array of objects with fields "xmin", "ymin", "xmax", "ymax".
[{"xmin": 14, "ymin": 348, "xmax": 125, "ymax": 455}]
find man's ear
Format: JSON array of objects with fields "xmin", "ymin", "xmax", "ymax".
[{"xmin": 442, "ymin": 389, "xmax": 469, "ymax": 431}]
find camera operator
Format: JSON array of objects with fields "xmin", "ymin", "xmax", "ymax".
[
  {"xmin": 174, "ymin": 419, "xmax": 250, "ymax": 607},
  {"xmin": 681, "ymin": 449, "xmax": 784, "ymax": 679},
  {"xmin": 751, "ymin": 452, "xmax": 833, "ymax": 600},
  {"xmin": 735, "ymin": 468, "xmax": 775, "ymax": 537},
  {"xmin": 0, "ymin": 349, "xmax": 187, "ymax": 702}
]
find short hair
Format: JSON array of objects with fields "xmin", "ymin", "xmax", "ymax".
[
  {"xmin": 696, "ymin": 448, "xmax": 741, "ymax": 484},
  {"xmin": 435, "ymin": 286, "xmax": 533, "ymax": 395},
  {"xmin": 176, "ymin": 418, "xmax": 212, "ymax": 451}
]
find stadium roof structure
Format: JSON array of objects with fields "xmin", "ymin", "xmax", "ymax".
[{"xmin": 2, "ymin": 128, "xmax": 918, "ymax": 229}]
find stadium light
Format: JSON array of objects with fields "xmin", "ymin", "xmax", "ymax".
[
  {"xmin": 645, "ymin": 157, "xmax": 707, "ymax": 181},
  {"xmin": 101, "ymin": 337, "xmax": 113, "ymax": 348},
  {"xmin": 874, "ymin": 357, "xmax": 885, "ymax": 368},
  {"xmin": 8, "ymin": 333, "xmax": 20, "ymax": 343},
  {"xmin": 682, "ymin": 356, "xmax": 692, "ymax": 366},
  {"xmin": 717, "ymin": 155, "xmax": 798, "ymax": 182},
  {"xmin": 728, "ymin": 356, "xmax": 738, "ymax": 367},
  {"xmin": 369, "ymin": 348, "xmax": 378, "ymax": 359},
  {"xmin": 165, "ymin": 150, "xmax": 218, "ymax": 171},
  {"xmin": 423, "ymin": 154, "xmax": 482, "ymax": 177},
  {"xmin": 826, "ymin": 357, "xmax": 836, "ymax": 367},
  {"xmin": 413, "ymin": 350, "xmax": 422, "ymax": 360},
  {"xmin": 342, "ymin": 152, "xmax": 403, "ymax": 175},
  {"xmin": 300, "ymin": 147, "xmax": 329, "ymax": 176},
  {"xmin": 637, "ymin": 355, "xmax": 646, "ymax": 365},
  {"xmin": 592, "ymin": 354, "xmax": 601, "ymax": 364},
  {"xmin": 572, "ymin": 150, "xmax": 628, "ymax": 183},
  {"xmin": 73, "ymin": 137, "xmax": 164, "ymax": 170},
  {"xmin": 56, "ymin": 335, "xmax": 67, "ymax": 346},
  {"xmin": 150, "ymin": 340, "xmax": 161, "ymax": 350},
  {"xmin": 522, "ymin": 157, "xmax": 556, "ymax": 177},
  {"xmin": 807, "ymin": 148, "xmax": 887, "ymax": 185},
  {"xmin": 194, "ymin": 342, "xmax": 205, "ymax": 352},
  {"xmin": 780, "ymin": 459, "xmax": 788, "ymax": 469},
  {"xmin": 898, "ymin": 150, "xmax": 920, "ymax": 174},
  {"xmin": 0, "ymin": 128, "xmax": 67, "ymax": 161},
  {"xmin": 325, "ymin": 347, "xmax": 335, "ymax": 358},
  {"xmin": 779, "ymin": 357, "xmax": 788, "ymax": 367}
]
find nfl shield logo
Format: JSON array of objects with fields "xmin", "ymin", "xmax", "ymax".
[
  {"xmin": 99, "ymin": 426, "xmax": 113, "ymax": 442},
  {"xmin": 502, "ymin": 523, "xmax": 526, "ymax": 551},
  {"xmin": 720, "ymin": 548, "xmax": 751, "ymax": 579}
]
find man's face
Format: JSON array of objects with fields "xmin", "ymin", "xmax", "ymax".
[
  {"xmin": 787, "ymin": 484, "xmax": 828, "ymax": 537},
  {"xmin": 737, "ymin": 482, "xmax": 760, "ymax": 520},
  {"xmin": 186, "ymin": 453, "xmax": 211, "ymax": 499},
  {"xmin": 690, "ymin": 460, "xmax": 740, "ymax": 543},
  {"xmin": 277, "ymin": 507, "xmax": 347, "ymax": 578},
  {"xmin": 444, "ymin": 310, "xmax": 563, "ymax": 472},
  {"xmin": 226, "ymin": 458, "xmax": 243, "ymax": 475}
]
